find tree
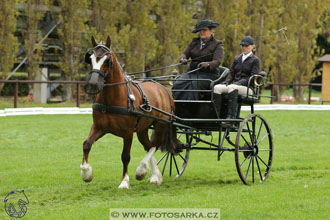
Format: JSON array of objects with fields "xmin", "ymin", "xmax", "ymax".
[
  {"xmin": 88, "ymin": 0, "xmax": 126, "ymax": 49},
  {"xmin": 116, "ymin": 0, "xmax": 158, "ymax": 74},
  {"xmin": 291, "ymin": 0, "xmax": 321, "ymax": 100},
  {"xmin": 0, "ymin": 0, "xmax": 18, "ymax": 84},
  {"xmin": 58, "ymin": 0, "xmax": 88, "ymax": 101},
  {"xmin": 314, "ymin": 2, "xmax": 330, "ymax": 83},
  {"xmin": 153, "ymin": 0, "xmax": 196, "ymax": 76},
  {"xmin": 22, "ymin": 0, "xmax": 48, "ymax": 83},
  {"xmin": 247, "ymin": 0, "xmax": 290, "ymax": 100}
]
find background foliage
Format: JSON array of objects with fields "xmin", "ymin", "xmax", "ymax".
[{"xmin": 0, "ymin": 0, "xmax": 329, "ymax": 100}]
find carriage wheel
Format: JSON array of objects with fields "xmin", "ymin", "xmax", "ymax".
[
  {"xmin": 235, "ymin": 114, "xmax": 273, "ymax": 184},
  {"xmin": 156, "ymin": 131, "xmax": 191, "ymax": 177}
]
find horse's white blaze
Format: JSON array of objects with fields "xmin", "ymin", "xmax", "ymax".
[
  {"xmin": 136, "ymin": 147, "xmax": 156, "ymax": 180},
  {"xmin": 91, "ymin": 54, "xmax": 107, "ymax": 70},
  {"xmin": 118, "ymin": 173, "xmax": 130, "ymax": 189},
  {"xmin": 150, "ymin": 155, "xmax": 162, "ymax": 185},
  {"xmin": 80, "ymin": 163, "xmax": 93, "ymax": 182}
]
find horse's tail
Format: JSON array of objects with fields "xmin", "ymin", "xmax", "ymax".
[
  {"xmin": 159, "ymin": 123, "xmax": 182, "ymax": 154},
  {"xmin": 158, "ymin": 85, "xmax": 182, "ymax": 154}
]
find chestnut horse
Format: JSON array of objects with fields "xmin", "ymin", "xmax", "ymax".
[{"xmin": 80, "ymin": 36, "xmax": 179, "ymax": 188}]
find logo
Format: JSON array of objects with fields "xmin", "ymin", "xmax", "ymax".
[{"xmin": 4, "ymin": 190, "xmax": 29, "ymax": 218}]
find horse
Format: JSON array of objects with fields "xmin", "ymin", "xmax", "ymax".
[{"xmin": 80, "ymin": 36, "xmax": 180, "ymax": 188}]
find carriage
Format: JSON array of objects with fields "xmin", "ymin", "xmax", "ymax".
[
  {"xmin": 154, "ymin": 67, "xmax": 273, "ymax": 185},
  {"xmin": 81, "ymin": 36, "xmax": 273, "ymax": 188}
]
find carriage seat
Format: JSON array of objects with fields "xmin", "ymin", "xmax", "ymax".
[
  {"xmin": 212, "ymin": 71, "xmax": 267, "ymax": 105},
  {"xmin": 174, "ymin": 66, "xmax": 229, "ymax": 119},
  {"xmin": 173, "ymin": 69, "xmax": 267, "ymax": 119}
]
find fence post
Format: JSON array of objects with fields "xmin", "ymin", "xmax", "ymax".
[
  {"xmin": 308, "ymin": 84, "xmax": 312, "ymax": 104},
  {"xmin": 270, "ymin": 84, "xmax": 274, "ymax": 104},
  {"xmin": 76, "ymin": 83, "xmax": 80, "ymax": 107},
  {"xmin": 14, "ymin": 82, "xmax": 18, "ymax": 108}
]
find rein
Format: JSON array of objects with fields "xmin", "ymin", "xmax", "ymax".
[
  {"xmin": 103, "ymin": 81, "xmax": 129, "ymax": 87},
  {"xmin": 129, "ymin": 63, "xmax": 182, "ymax": 75},
  {"xmin": 127, "ymin": 53, "xmax": 214, "ymax": 75}
]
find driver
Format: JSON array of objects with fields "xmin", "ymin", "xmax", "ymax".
[{"xmin": 172, "ymin": 19, "xmax": 224, "ymax": 101}]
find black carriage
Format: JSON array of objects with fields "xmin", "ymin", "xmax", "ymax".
[{"xmin": 156, "ymin": 67, "xmax": 273, "ymax": 185}]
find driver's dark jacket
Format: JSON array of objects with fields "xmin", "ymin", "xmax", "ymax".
[
  {"xmin": 224, "ymin": 53, "xmax": 260, "ymax": 86},
  {"xmin": 172, "ymin": 36, "xmax": 224, "ymax": 101},
  {"xmin": 181, "ymin": 36, "xmax": 224, "ymax": 71}
]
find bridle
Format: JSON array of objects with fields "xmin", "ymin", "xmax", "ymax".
[
  {"xmin": 84, "ymin": 44, "xmax": 114, "ymax": 95},
  {"xmin": 85, "ymin": 44, "xmax": 113, "ymax": 78}
]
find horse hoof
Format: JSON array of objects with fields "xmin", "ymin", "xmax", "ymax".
[
  {"xmin": 118, "ymin": 175, "xmax": 130, "ymax": 189},
  {"xmin": 118, "ymin": 182, "xmax": 130, "ymax": 189},
  {"xmin": 135, "ymin": 174, "xmax": 146, "ymax": 181},
  {"xmin": 80, "ymin": 163, "xmax": 93, "ymax": 182},
  {"xmin": 135, "ymin": 163, "xmax": 149, "ymax": 180},
  {"xmin": 150, "ymin": 174, "xmax": 162, "ymax": 185}
]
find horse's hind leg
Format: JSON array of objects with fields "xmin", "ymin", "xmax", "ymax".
[
  {"xmin": 118, "ymin": 133, "xmax": 133, "ymax": 189},
  {"xmin": 136, "ymin": 146, "xmax": 155, "ymax": 181},
  {"xmin": 136, "ymin": 127, "xmax": 163, "ymax": 185},
  {"xmin": 149, "ymin": 153, "xmax": 162, "ymax": 185},
  {"xmin": 80, "ymin": 124, "xmax": 104, "ymax": 182},
  {"xmin": 149, "ymin": 124, "xmax": 166, "ymax": 185},
  {"xmin": 135, "ymin": 130, "xmax": 152, "ymax": 181}
]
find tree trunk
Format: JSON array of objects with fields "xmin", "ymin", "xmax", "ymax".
[
  {"xmin": 64, "ymin": 84, "xmax": 73, "ymax": 101},
  {"xmin": 293, "ymin": 78, "xmax": 305, "ymax": 101}
]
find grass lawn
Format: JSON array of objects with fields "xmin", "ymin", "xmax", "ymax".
[{"xmin": 1, "ymin": 111, "xmax": 330, "ymax": 219}]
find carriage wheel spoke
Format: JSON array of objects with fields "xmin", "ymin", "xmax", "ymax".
[
  {"xmin": 240, "ymin": 154, "xmax": 251, "ymax": 168},
  {"xmin": 257, "ymin": 155, "xmax": 269, "ymax": 169},
  {"xmin": 246, "ymin": 122, "xmax": 254, "ymax": 144},
  {"xmin": 252, "ymin": 118, "xmax": 256, "ymax": 143},
  {"xmin": 258, "ymin": 149, "xmax": 272, "ymax": 152},
  {"xmin": 169, "ymin": 153, "xmax": 173, "ymax": 176},
  {"xmin": 256, "ymin": 120, "xmax": 264, "ymax": 143},
  {"xmin": 178, "ymin": 153, "xmax": 187, "ymax": 162},
  {"xmin": 172, "ymin": 154, "xmax": 180, "ymax": 175},
  {"xmin": 241, "ymin": 134, "xmax": 252, "ymax": 148},
  {"xmin": 252, "ymin": 156, "xmax": 255, "ymax": 183},
  {"xmin": 245, "ymin": 156, "xmax": 253, "ymax": 180},
  {"xmin": 161, "ymin": 152, "xmax": 170, "ymax": 175},
  {"xmin": 157, "ymin": 151, "xmax": 169, "ymax": 165},
  {"xmin": 239, "ymin": 149, "xmax": 253, "ymax": 152},
  {"xmin": 257, "ymin": 133, "xmax": 270, "ymax": 146},
  {"xmin": 255, "ymin": 156, "xmax": 263, "ymax": 181}
]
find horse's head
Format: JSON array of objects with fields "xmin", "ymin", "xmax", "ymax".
[{"xmin": 84, "ymin": 36, "xmax": 113, "ymax": 95}]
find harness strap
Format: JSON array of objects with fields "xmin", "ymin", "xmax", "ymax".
[
  {"xmin": 92, "ymin": 103, "xmax": 172, "ymax": 124},
  {"xmin": 124, "ymin": 75, "xmax": 135, "ymax": 111},
  {"xmin": 131, "ymin": 81, "xmax": 151, "ymax": 111},
  {"xmin": 93, "ymin": 103, "xmax": 143, "ymax": 116}
]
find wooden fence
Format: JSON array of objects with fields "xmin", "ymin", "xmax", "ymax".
[
  {"xmin": 0, "ymin": 80, "xmax": 323, "ymax": 108},
  {"xmin": 268, "ymin": 83, "xmax": 322, "ymax": 104},
  {"xmin": 0, "ymin": 80, "xmax": 85, "ymax": 108}
]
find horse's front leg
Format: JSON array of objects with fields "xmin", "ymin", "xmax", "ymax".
[
  {"xmin": 118, "ymin": 133, "xmax": 133, "ymax": 189},
  {"xmin": 80, "ymin": 124, "xmax": 104, "ymax": 182}
]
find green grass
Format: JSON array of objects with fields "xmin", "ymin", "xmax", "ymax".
[{"xmin": 1, "ymin": 112, "xmax": 330, "ymax": 219}]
